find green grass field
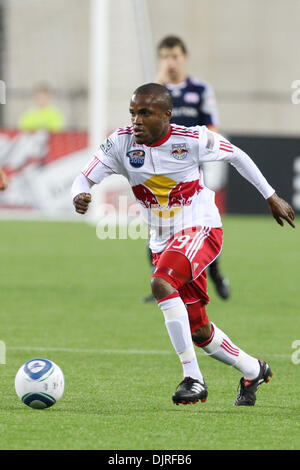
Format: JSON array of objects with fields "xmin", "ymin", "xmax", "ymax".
[{"xmin": 0, "ymin": 216, "xmax": 299, "ymax": 450}]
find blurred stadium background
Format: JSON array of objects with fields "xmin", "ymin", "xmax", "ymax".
[{"xmin": 0, "ymin": 0, "xmax": 299, "ymax": 220}]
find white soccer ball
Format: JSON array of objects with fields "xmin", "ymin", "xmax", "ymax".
[{"xmin": 15, "ymin": 358, "xmax": 65, "ymax": 409}]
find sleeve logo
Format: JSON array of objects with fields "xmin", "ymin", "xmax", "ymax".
[{"xmin": 100, "ymin": 138, "xmax": 113, "ymax": 154}]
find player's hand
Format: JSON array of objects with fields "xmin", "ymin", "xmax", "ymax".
[
  {"xmin": 73, "ymin": 192, "xmax": 91, "ymax": 214},
  {"xmin": 0, "ymin": 168, "xmax": 8, "ymax": 190},
  {"xmin": 267, "ymin": 192, "xmax": 295, "ymax": 228},
  {"xmin": 156, "ymin": 63, "xmax": 169, "ymax": 85}
]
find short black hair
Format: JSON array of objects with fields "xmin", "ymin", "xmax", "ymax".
[
  {"xmin": 133, "ymin": 83, "xmax": 173, "ymax": 111},
  {"xmin": 157, "ymin": 35, "xmax": 187, "ymax": 55}
]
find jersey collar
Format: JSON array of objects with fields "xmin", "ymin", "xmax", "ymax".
[
  {"xmin": 146, "ymin": 125, "xmax": 172, "ymax": 147},
  {"xmin": 165, "ymin": 77, "xmax": 188, "ymax": 90}
]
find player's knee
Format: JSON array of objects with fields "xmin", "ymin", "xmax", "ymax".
[
  {"xmin": 151, "ymin": 276, "xmax": 175, "ymax": 301},
  {"xmin": 192, "ymin": 322, "xmax": 212, "ymax": 345}
]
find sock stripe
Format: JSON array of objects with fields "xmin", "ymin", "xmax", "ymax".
[
  {"xmin": 222, "ymin": 339, "xmax": 239, "ymax": 354},
  {"xmin": 221, "ymin": 339, "xmax": 239, "ymax": 356}
]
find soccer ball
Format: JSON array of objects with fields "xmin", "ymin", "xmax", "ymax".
[{"xmin": 15, "ymin": 358, "xmax": 65, "ymax": 409}]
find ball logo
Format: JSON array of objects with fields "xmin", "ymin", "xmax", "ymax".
[
  {"xmin": 126, "ymin": 150, "xmax": 145, "ymax": 168},
  {"xmin": 31, "ymin": 361, "xmax": 44, "ymax": 371},
  {"xmin": 24, "ymin": 358, "xmax": 52, "ymax": 380}
]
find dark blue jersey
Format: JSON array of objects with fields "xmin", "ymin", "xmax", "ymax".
[{"xmin": 166, "ymin": 77, "xmax": 219, "ymax": 128}]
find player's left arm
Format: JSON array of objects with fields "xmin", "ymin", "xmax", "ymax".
[
  {"xmin": 267, "ymin": 192, "xmax": 295, "ymax": 228},
  {"xmin": 199, "ymin": 129, "xmax": 295, "ymax": 229},
  {"xmin": 0, "ymin": 167, "xmax": 8, "ymax": 190}
]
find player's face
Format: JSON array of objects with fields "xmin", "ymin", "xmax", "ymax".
[
  {"xmin": 158, "ymin": 46, "xmax": 187, "ymax": 82},
  {"xmin": 130, "ymin": 94, "xmax": 171, "ymax": 145}
]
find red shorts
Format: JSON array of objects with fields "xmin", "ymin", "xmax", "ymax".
[{"xmin": 152, "ymin": 226, "xmax": 223, "ymax": 332}]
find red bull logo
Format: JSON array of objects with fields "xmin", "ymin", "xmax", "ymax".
[
  {"xmin": 171, "ymin": 144, "xmax": 189, "ymax": 160},
  {"xmin": 132, "ymin": 176, "xmax": 203, "ymax": 218}
]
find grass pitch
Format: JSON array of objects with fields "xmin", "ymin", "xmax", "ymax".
[{"xmin": 0, "ymin": 216, "xmax": 299, "ymax": 450}]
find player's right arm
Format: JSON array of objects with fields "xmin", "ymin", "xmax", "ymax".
[{"xmin": 71, "ymin": 132, "xmax": 122, "ymax": 215}]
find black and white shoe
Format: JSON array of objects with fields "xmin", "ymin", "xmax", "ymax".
[
  {"xmin": 172, "ymin": 377, "xmax": 208, "ymax": 405},
  {"xmin": 213, "ymin": 276, "xmax": 230, "ymax": 300},
  {"xmin": 234, "ymin": 359, "xmax": 273, "ymax": 406},
  {"xmin": 142, "ymin": 294, "xmax": 156, "ymax": 303},
  {"xmin": 209, "ymin": 261, "xmax": 231, "ymax": 300}
]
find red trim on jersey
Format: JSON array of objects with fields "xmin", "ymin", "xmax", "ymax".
[
  {"xmin": 220, "ymin": 140, "xmax": 232, "ymax": 146},
  {"xmin": 146, "ymin": 125, "xmax": 172, "ymax": 147},
  {"xmin": 118, "ymin": 126, "xmax": 133, "ymax": 136},
  {"xmin": 84, "ymin": 157, "xmax": 100, "ymax": 176},
  {"xmin": 81, "ymin": 171, "xmax": 97, "ymax": 184},
  {"xmin": 219, "ymin": 140, "xmax": 233, "ymax": 153},
  {"xmin": 172, "ymin": 132, "xmax": 199, "ymax": 140},
  {"xmin": 118, "ymin": 126, "xmax": 133, "ymax": 133},
  {"xmin": 157, "ymin": 291, "xmax": 180, "ymax": 305},
  {"xmin": 172, "ymin": 125, "xmax": 199, "ymax": 135},
  {"xmin": 172, "ymin": 129, "xmax": 199, "ymax": 135},
  {"xmin": 97, "ymin": 158, "xmax": 117, "ymax": 174}
]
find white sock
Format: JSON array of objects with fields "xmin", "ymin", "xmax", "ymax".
[
  {"xmin": 199, "ymin": 322, "xmax": 260, "ymax": 380},
  {"xmin": 158, "ymin": 292, "xmax": 204, "ymax": 382}
]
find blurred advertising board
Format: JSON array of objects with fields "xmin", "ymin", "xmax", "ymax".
[{"xmin": 227, "ymin": 135, "xmax": 300, "ymax": 214}]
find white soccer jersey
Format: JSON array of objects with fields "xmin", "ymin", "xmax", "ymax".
[{"xmin": 76, "ymin": 124, "xmax": 275, "ymax": 253}]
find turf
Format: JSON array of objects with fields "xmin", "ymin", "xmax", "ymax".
[{"xmin": 0, "ymin": 216, "xmax": 299, "ymax": 450}]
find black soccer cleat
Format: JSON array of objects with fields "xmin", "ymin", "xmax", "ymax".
[
  {"xmin": 142, "ymin": 293, "xmax": 156, "ymax": 303},
  {"xmin": 213, "ymin": 276, "xmax": 230, "ymax": 300},
  {"xmin": 172, "ymin": 377, "xmax": 208, "ymax": 405},
  {"xmin": 234, "ymin": 359, "xmax": 273, "ymax": 406},
  {"xmin": 208, "ymin": 261, "xmax": 230, "ymax": 300}
]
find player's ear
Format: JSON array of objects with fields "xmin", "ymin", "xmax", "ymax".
[{"xmin": 165, "ymin": 109, "xmax": 172, "ymax": 119}]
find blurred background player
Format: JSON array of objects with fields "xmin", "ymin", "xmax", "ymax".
[
  {"xmin": 143, "ymin": 35, "xmax": 230, "ymax": 302},
  {"xmin": 0, "ymin": 167, "xmax": 8, "ymax": 190},
  {"xmin": 18, "ymin": 84, "xmax": 65, "ymax": 133}
]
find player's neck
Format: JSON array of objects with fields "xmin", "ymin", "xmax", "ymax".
[{"xmin": 146, "ymin": 125, "xmax": 172, "ymax": 147}]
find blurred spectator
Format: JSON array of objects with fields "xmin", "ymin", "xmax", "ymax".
[{"xmin": 18, "ymin": 84, "xmax": 65, "ymax": 132}]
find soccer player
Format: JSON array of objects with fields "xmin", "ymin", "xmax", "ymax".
[
  {"xmin": 150, "ymin": 35, "xmax": 228, "ymax": 301},
  {"xmin": 72, "ymin": 83, "xmax": 295, "ymax": 406},
  {"xmin": 0, "ymin": 167, "xmax": 8, "ymax": 190}
]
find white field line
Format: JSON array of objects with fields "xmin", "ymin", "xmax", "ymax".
[{"xmin": 6, "ymin": 346, "xmax": 291, "ymax": 358}]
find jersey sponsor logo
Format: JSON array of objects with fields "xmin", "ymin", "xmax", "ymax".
[
  {"xmin": 170, "ymin": 88, "xmax": 182, "ymax": 98},
  {"xmin": 171, "ymin": 143, "xmax": 189, "ymax": 160},
  {"xmin": 126, "ymin": 149, "xmax": 145, "ymax": 168},
  {"xmin": 100, "ymin": 138, "xmax": 113, "ymax": 154},
  {"xmin": 132, "ymin": 176, "xmax": 203, "ymax": 218},
  {"xmin": 184, "ymin": 92, "xmax": 200, "ymax": 104}
]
